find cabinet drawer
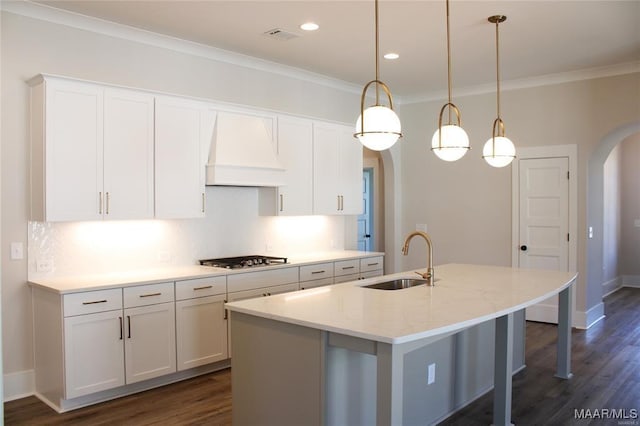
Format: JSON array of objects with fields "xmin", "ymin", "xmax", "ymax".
[
  {"xmin": 300, "ymin": 277, "xmax": 334, "ymax": 290},
  {"xmin": 227, "ymin": 267, "xmax": 298, "ymax": 293},
  {"xmin": 361, "ymin": 270, "xmax": 383, "ymax": 280},
  {"xmin": 334, "ymin": 259, "xmax": 360, "ymax": 277},
  {"xmin": 124, "ymin": 282, "xmax": 174, "ymax": 308},
  {"xmin": 176, "ymin": 276, "xmax": 226, "ymax": 301},
  {"xmin": 360, "ymin": 256, "xmax": 384, "ymax": 273},
  {"xmin": 299, "ymin": 262, "xmax": 333, "ymax": 282},
  {"xmin": 64, "ymin": 288, "xmax": 123, "ymax": 317},
  {"xmin": 334, "ymin": 273, "xmax": 360, "ymax": 284}
]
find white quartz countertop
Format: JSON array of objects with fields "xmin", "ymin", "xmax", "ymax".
[
  {"xmin": 225, "ymin": 263, "xmax": 578, "ymax": 344},
  {"xmin": 28, "ymin": 251, "xmax": 384, "ymax": 294}
]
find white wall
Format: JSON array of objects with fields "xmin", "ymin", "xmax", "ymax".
[
  {"xmin": 397, "ymin": 73, "xmax": 640, "ymax": 320},
  {"xmin": 1, "ymin": 8, "xmax": 363, "ymax": 393},
  {"xmin": 603, "ymin": 143, "xmax": 621, "ymax": 285},
  {"xmin": 620, "ymin": 133, "xmax": 640, "ymax": 276}
]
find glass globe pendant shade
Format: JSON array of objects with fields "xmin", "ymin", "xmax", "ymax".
[
  {"xmin": 431, "ymin": 125, "xmax": 470, "ymax": 162},
  {"xmin": 355, "ymin": 105, "xmax": 402, "ymax": 151},
  {"xmin": 482, "ymin": 136, "xmax": 516, "ymax": 168}
]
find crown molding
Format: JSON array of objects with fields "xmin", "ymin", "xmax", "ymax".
[
  {"xmin": 4, "ymin": 1, "xmax": 638, "ymax": 106},
  {"xmin": 2, "ymin": 0, "xmax": 363, "ymax": 96},
  {"xmin": 399, "ymin": 61, "xmax": 640, "ymax": 105}
]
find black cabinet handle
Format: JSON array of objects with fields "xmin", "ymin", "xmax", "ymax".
[
  {"xmin": 520, "ymin": 245, "xmax": 528, "ymax": 251},
  {"xmin": 119, "ymin": 317, "xmax": 123, "ymax": 340},
  {"xmin": 127, "ymin": 315, "xmax": 131, "ymax": 338}
]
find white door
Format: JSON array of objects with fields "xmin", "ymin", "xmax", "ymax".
[
  {"xmin": 124, "ymin": 303, "xmax": 177, "ymax": 384},
  {"xmin": 46, "ymin": 79, "xmax": 104, "ymax": 222},
  {"xmin": 277, "ymin": 116, "xmax": 313, "ymax": 215},
  {"xmin": 103, "ymin": 88, "xmax": 155, "ymax": 220},
  {"xmin": 155, "ymin": 96, "xmax": 205, "ymax": 219},
  {"xmin": 64, "ymin": 310, "xmax": 125, "ymax": 398},
  {"xmin": 358, "ymin": 169, "xmax": 373, "ymax": 251},
  {"xmin": 176, "ymin": 295, "xmax": 228, "ymax": 371},
  {"xmin": 518, "ymin": 157, "xmax": 570, "ymax": 323},
  {"xmin": 312, "ymin": 123, "xmax": 340, "ymax": 215},
  {"xmin": 338, "ymin": 125, "xmax": 364, "ymax": 214}
]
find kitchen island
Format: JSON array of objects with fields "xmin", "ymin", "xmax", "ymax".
[{"xmin": 225, "ymin": 263, "xmax": 577, "ymax": 426}]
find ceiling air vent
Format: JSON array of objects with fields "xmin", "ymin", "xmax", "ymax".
[{"xmin": 263, "ymin": 28, "xmax": 299, "ymax": 41}]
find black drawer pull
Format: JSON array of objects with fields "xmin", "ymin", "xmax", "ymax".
[
  {"xmin": 82, "ymin": 300, "xmax": 107, "ymax": 305},
  {"xmin": 342, "ymin": 266, "xmax": 355, "ymax": 270},
  {"xmin": 367, "ymin": 262, "xmax": 379, "ymax": 266},
  {"xmin": 139, "ymin": 292, "xmax": 161, "ymax": 298},
  {"xmin": 311, "ymin": 270, "xmax": 326, "ymax": 274}
]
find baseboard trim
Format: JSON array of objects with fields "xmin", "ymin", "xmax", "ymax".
[
  {"xmin": 3, "ymin": 370, "xmax": 35, "ymax": 402},
  {"xmin": 602, "ymin": 276, "xmax": 623, "ymax": 297},
  {"xmin": 573, "ymin": 302, "xmax": 605, "ymax": 330},
  {"xmin": 525, "ymin": 304, "xmax": 558, "ymax": 324},
  {"xmin": 623, "ymin": 275, "xmax": 640, "ymax": 288}
]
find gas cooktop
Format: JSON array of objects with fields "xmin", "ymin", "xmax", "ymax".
[{"xmin": 199, "ymin": 255, "xmax": 288, "ymax": 269}]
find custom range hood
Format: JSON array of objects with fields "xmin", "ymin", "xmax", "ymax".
[{"xmin": 206, "ymin": 111, "xmax": 285, "ymax": 186}]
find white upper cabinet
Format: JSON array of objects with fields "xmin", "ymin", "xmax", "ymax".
[
  {"xmin": 103, "ymin": 88, "xmax": 155, "ymax": 220},
  {"xmin": 32, "ymin": 77, "xmax": 104, "ymax": 222},
  {"xmin": 338, "ymin": 125, "xmax": 364, "ymax": 214},
  {"xmin": 30, "ymin": 77, "xmax": 154, "ymax": 222},
  {"xmin": 154, "ymin": 95, "xmax": 207, "ymax": 219},
  {"xmin": 312, "ymin": 122, "xmax": 363, "ymax": 215},
  {"xmin": 260, "ymin": 115, "xmax": 313, "ymax": 216}
]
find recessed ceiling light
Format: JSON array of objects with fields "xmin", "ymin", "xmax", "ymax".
[
  {"xmin": 300, "ymin": 22, "xmax": 319, "ymax": 31},
  {"xmin": 384, "ymin": 53, "xmax": 399, "ymax": 60}
]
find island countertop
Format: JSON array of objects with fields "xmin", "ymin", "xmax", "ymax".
[{"xmin": 225, "ymin": 263, "xmax": 577, "ymax": 344}]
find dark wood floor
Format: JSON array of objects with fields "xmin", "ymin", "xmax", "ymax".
[{"xmin": 5, "ymin": 287, "xmax": 639, "ymax": 425}]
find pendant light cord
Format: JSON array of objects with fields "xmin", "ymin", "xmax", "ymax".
[
  {"xmin": 446, "ymin": 0, "xmax": 452, "ymax": 123},
  {"xmin": 495, "ymin": 20, "xmax": 501, "ymax": 120},
  {"xmin": 375, "ymin": 0, "xmax": 380, "ymax": 105}
]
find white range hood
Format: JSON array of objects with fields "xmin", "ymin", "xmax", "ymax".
[{"xmin": 206, "ymin": 111, "xmax": 285, "ymax": 186}]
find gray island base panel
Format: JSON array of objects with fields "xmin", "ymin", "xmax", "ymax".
[{"xmin": 227, "ymin": 263, "xmax": 577, "ymax": 426}]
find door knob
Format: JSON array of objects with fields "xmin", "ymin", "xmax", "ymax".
[
  {"xmin": 364, "ymin": 234, "xmax": 371, "ymax": 238},
  {"xmin": 520, "ymin": 245, "xmax": 528, "ymax": 251}
]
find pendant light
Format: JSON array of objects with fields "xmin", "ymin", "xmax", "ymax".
[
  {"xmin": 354, "ymin": 0, "xmax": 402, "ymax": 151},
  {"xmin": 483, "ymin": 15, "xmax": 516, "ymax": 168},
  {"xmin": 431, "ymin": 0, "xmax": 469, "ymax": 162}
]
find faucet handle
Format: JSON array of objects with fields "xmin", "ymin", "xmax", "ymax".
[{"xmin": 415, "ymin": 271, "xmax": 426, "ymax": 279}]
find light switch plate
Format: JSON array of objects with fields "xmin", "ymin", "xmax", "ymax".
[
  {"xmin": 10, "ymin": 242, "xmax": 24, "ymax": 260},
  {"xmin": 634, "ymin": 219, "xmax": 640, "ymax": 228}
]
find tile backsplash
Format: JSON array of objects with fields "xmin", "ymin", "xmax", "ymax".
[{"xmin": 28, "ymin": 186, "xmax": 347, "ymax": 278}]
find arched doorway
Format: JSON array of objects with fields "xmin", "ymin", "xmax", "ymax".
[{"xmin": 587, "ymin": 121, "xmax": 640, "ymax": 321}]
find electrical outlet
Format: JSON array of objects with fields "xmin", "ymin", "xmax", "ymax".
[
  {"xmin": 634, "ymin": 219, "xmax": 640, "ymax": 228},
  {"xmin": 36, "ymin": 258, "xmax": 53, "ymax": 273},
  {"xmin": 588, "ymin": 226, "xmax": 594, "ymax": 239},
  {"xmin": 10, "ymin": 242, "xmax": 24, "ymax": 260},
  {"xmin": 265, "ymin": 242, "xmax": 273, "ymax": 252},
  {"xmin": 416, "ymin": 224, "xmax": 428, "ymax": 232},
  {"xmin": 428, "ymin": 363, "xmax": 436, "ymax": 385}
]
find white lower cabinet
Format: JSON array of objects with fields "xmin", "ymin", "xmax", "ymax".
[
  {"xmin": 64, "ymin": 309, "xmax": 125, "ymax": 399},
  {"xmin": 175, "ymin": 276, "xmax": 228, "ymax": 371},
  {"xmin": 62, "ymin": 283, "xmax": 176, "ymax": 399},
  {"xmin": 124, "ymin": 302, "xmax": 176, "ymax": 384}
]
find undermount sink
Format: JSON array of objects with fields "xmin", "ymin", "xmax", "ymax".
[{"xmin": 363, "ymin": 278, "xmax": 428, "ymax": 290}]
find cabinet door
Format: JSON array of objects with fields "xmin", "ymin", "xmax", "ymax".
[
  {"xmin": 312, "ymin": 122, "xmax": 340, "ymax": 215},
  {"xmin": 338, "ymin": 125, "xmax": 364, "ymax": 214},
  {"xmin": 124, "ymin": 302, "xmax": 176, "ymax": 384},
  {"xmin": 176, "ymin": 295, "xmax": 228, "ymax": 371},
  {"xmin": 64, "ymin": 310, "xmax": 124, "ymax": 398},
  {"xmin": 103, "ymin": 89, "xmax": 155, "ymax": 220},
  {"xmin": 45, "ymin": 79, "xmax": 104, "ymax": 222},
  {"xmin": 277, "ymin": 116, "xmax": 313, "ymax": 215},
  {"xmin": 155, "ymin": 96, "xmax": 205, "ymax": 219}
]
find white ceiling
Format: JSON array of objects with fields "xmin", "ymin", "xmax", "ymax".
[{"xmin": 31, "ymin": 0, "xmax": 640, "ymax": 99}]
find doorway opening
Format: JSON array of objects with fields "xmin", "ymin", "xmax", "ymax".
[
  {"xmin": 362, "ymin": 149, "xmax": 385, "ymax": 254},
  {"xmin": 358, "ymin": 168, "xmax": 373, "ymax": 251}
]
